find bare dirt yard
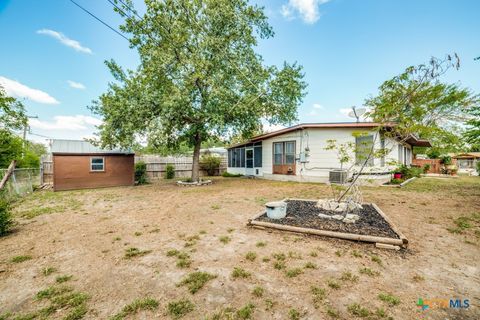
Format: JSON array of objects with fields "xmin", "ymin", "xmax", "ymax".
[{"xmin": 1, "ymin": 177, "xmax": 479, "ymax": 320}]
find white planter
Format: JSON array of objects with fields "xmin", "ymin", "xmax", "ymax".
[{"xmin": 266, "ymin": 201, "xmax": 287, "ymax": 219}]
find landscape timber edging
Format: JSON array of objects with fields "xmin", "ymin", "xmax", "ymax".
[{"xmin": 248, "ymin": 198, "xmax": 408, "ymax": 248}]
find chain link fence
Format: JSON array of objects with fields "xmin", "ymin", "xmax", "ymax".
[{"xmin": 0, "ymin": 168, "xmax": 40, "ymax": 200}]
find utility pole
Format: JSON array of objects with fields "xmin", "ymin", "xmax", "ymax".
[{"xmin": 22, "ymin": 115, "xmax": 38, "ymax": 158}]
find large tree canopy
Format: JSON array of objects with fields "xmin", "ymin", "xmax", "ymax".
[
  {"xmin": 366, "ymin": 56, "xmax": 479, "ymax": 152},
  {"xmin": 91, "ymin": 0, "xmax": 307, "ymax": 180}
]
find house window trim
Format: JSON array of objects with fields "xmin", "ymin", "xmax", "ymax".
[
  {"xmin": 90, "ymin": 156, "xmax": 105, "ymax": 172},
  {"xmin": 272, "ymin": 141, "xmax": 296, "ymax": 166}
]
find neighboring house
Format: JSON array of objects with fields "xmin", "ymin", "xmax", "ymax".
[
  {"xmin": 226, "ymin": 122, "xmax": 431, "ymax": 184},
  {"xmin": 50, "ymin": 139, "xmax": 134, "ymax": 191},
  {"xmin": 450, "ymin": 152, "xmax": 480, "ymax": 175}
]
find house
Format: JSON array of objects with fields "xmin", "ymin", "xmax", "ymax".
[
  {"xmin": 226, "ymin": 122, "xmax": 431, "ymax": 184},
  {"xmin": 450, "ymin": 152, "xmax": 480, "ymax": 176},
  {"xmin": 50, "ymin": 139, "xmax": 134, "ymax": 191}
]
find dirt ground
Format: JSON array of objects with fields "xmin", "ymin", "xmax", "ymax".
[{"xmin": 1, "ymin": 177, "xmax": 479, "ymax": 319}]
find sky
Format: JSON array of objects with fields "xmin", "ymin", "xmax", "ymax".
[{"xmin": 0, "ymin": 0, "xmax": 479, "ymax": 145}]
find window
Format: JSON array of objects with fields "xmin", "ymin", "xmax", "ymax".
[
  {"xmin": 398, "ymin": 145, "xmax": 404, "ymax": 164},
  {"xmin": 254, "ymin": 146, "xmax": 262, "ymax": 167},
  {"xmin": 273, "ymin": 142, "xmax": 283, "ymax": 165},
  {"xmin": 273, "ymin": 141, "xmax": 296, "ymax": 165},
  {"xmin": 380, "ymin": 136, "xmax": 385, "ymax": 167},
  {"xmin": 355, "ymin": 135, "xmax": 374, "ymax": 166},
  {"xmin": 90, "ymin": 157, "xmax": 105, "ymax": 171}
]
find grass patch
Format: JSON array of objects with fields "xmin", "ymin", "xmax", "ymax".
[
  {"xmin": 359, "ymin": 267, "xmax": 380, "ymax": 277},
  {"xmin": 288, "ymin": 251, "xmax": 302, "ymax": 259},
  {"xmin": 309, "ymin": 251, "xmax": 318, "ymax": 257},
  {"xmin": 236, "ymin": 303, "xmax": 255, "ymax": 319},
  {"xmin": 273, "ymin": 261, "xmax": 286, "ymax": 270},
  {"xmin": 109, "ymin": 298, "xmax": 159, "ymax": 320},
  {"xmin": 327, "ymin": 279, "xmax": 341, "ymax": 290},
  {"xmin": 10, "ymin": 255, "xmax": 32, "ymax": 263},
  {"xmin": 334, "ymin": 250, "xmax": 342, "ymax": 257},
  {"xmin": 351, "ymin": 250, "xmax": 363, "ymax": 258},
  {"xmin": 273, "ymin": 252, "xmax": 286, "ymax": 261},
  {"xmin": 176, "ymin": 252, "xmax": 192, "ymax": 268},
  {"xmin": 285, "ymin": 268, "xmax": 303, "ymax": 278},
  {"xmin": 124, "ymin": 247, "xmax": 151, "ymax": 259},
  {"xmin": 265, "ymin": 299, "xmax": 275, "ymax": 311},
  {"xmin": 219, "ymin": 236, "xmax": 231, "ymax": 244},
  {"xmin": 177, "ymin": 271, "xmax": 217, "ymax": 294},
  {"xmin": 262, "ymin": 257, "xmax": 271, "ymax": 263},
  {"xmin": 231, "ymin": 267, "xmax": 251, "ymax": 279},
  {"xmin": 347, "ymin": 303, "xmax": 370, "ymax": 317},
  {"xmin": 245, "ymin": 251, "xmax": 257, "ymax": 262},
  {"xmin": 134, "ymin": 231, "xmax": 142, "ymax": 236},
  {"xmin": 378, "ymin": 293, "xmax": 401, "ymax": 306},
  {"xmin": 371, "ymin": 255, "xmax": 383, "ymax": 266},
  {"xmin": 56, "ymin": 275, "xmax": 73, "ymax": 283},
  {"xmin": 211, "ymin": 204, "xmax": 221, "ymax": 210},
  {"xmin": 42, "ymin": 267, "xmax": 56, "ymax": 276},
  {"xmin": 256, "ymin": 241, "xmax": 266, "ymax": 248},
  {"xmin": 311, "ymin": 286, "xmax": 326, "ymax": 308},
  {"xmin": 167, "ymin": 299, "xmax": 194, "ymax": 319},
  {"xmin": 252, "ymin": 286, "xmax": 264, "ymax": 297},
  {"xmin": 326, "ymin": 305, "xmax": 339, "ymax": 318},
  {"xmin": 288, "ymin": 308, "xmax": 301, "ymax": 320},
  {"xmin": 166, "ymin": 249, "xmax": 180, "ymax": 257},
  {"xmin": 304, "ymin": 262, "xmax": 318, "ymax": 269},
  {"xmin": 413, "ymin": 274, "xmax": 425, "ymax": 282},
  {"xmin": 340, "ymin": 271, "xmax": 359, "ymax": 283},
  {"xmin": 18, "ymin": 205, "xmax": 67, "ymax": 219}
]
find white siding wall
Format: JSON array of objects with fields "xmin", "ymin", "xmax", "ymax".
[
  {"xmin": 261, "ymin": 128, "xmax": 407, "ymax": 183},
  {"xmin": 228, "ymin": 127, "xmax": 414, "ymax": 183}
]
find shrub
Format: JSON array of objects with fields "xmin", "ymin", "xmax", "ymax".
[
  {"xmin": 422, "ymin": 164, "xmax": 431, "ymax": 173},
  {"xmin": 390, "ymin": 178, "xmax": 403, "ymax": 185},
  {"xmin": 200, "ymin": 154, "xmax": 221, "ymax": 176},
  {"xmin": 222, "ymin": 171, "xmax": 243, "ymax": 177},
  {"xmin": 427, "ymin": 149, "xmax": 440, "ymax": 159},
  {"xmin": 477, "ymin": 161, "xmax": 480, "ymax": 174},
  {"xmin": 165, "ymin": 164, "xmax": 175, "ymax": 179},
  {"xmin": 440, "ymin": 155, "xmax": 452, "ymax": 165},
  {"xmin": 0, "ymin": 197, "xmax": 13, "ymax": 236},
  {"xmin": 134, "ymin": 161, "xmax": 148, "ymax": 184}
]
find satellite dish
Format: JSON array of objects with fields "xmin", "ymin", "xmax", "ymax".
[{"xmin": 347, "ymin": 106, "xmax": 366, "ymax": 122}]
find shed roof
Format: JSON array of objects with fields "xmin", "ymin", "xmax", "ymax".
[{"xmin": 50, "ymin": 139, "xmax": 134, "ymax": 155}]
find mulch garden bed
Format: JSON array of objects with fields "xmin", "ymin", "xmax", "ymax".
[{"xmin": 255, "ymin": 200, "xmax": 400, "ymax": 239}]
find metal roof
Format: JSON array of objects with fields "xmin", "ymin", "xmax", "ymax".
[{"xmin": 50, "ymin": 139, "xmax": 133, "ymax": 155}]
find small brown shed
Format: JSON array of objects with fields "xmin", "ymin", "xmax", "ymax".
[{"xmin": 51, "ymin": 140, "xmax": 134, "ymax": 191}]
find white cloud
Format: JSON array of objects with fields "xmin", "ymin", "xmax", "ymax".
[
  {"xmin": 67, "ymin": 80, "xmax": 86, "ymax": 90},
  {"xmin": 281, "ymin": 0, "xmax": 330, "ymax": 24},
  {"xmin": 339, "ymin": 108, "xmax": 352, "ymax": 117},
  {"xmin": 313, "ymin": 103, "xmax": 324, "ymax": 109},
  {"xmin": 37, "ymin": 29, "xmax": 92, "ymax": 54},
  {"xmin": 0, "ymin": 76, "xmax": 59, "ymax": 104},
  {"xmin": 30, "ymin": 115, "xmax": 102, "ymax": 131}
]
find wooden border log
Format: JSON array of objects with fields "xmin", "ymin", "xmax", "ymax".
[
  {"xmin": 249, "ymin": 219, "xmax": 404, "ymax": 246},
  {"xmin": 0, "ymin": 160, "xmax": 16, "ymax": 190},
  {"xmin": 248, "ymin": 198, "xmax": 409, "ymax": 248},
  {"xmin": 399, "ymin": 177, "xmax": 416, "ymax": 188},
  {"xmin": 371, "ymin": 203, "xmax": 409, "ymax": 247}
]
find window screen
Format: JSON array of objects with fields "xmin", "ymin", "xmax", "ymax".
[
  {"xmin": 355, "ymin": 135, "xmax": 374, "ymax": 166},
  {"xmin": 273, "ymin": 142, "xmax": 283, "ymax": 165},
  {"xmin": 254, "ymin": 146, "xmax": 262, "ymax": 167},
  {"xmin": 90, "ymin": 157, "xmax": 105, "ymax": 171}
]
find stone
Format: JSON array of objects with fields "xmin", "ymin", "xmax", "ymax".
[
  {"xmin": 332, "ymin": 214, "xmax": 344, "ymax": 220},
  {"xmin": 342, "ymin": 213, "xmax": 360, "ymax": 224},
  {"xmin": 318, "ymin": 213, "xmax": 333, "ymax": 219}
]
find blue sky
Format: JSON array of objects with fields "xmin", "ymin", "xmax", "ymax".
[{"xmin": 0, "ymin": 0, "xmax": 479, "ymax": 144}]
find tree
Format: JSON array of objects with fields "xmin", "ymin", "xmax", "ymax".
[
  {"xmin": 337, "ymin": 55, "xmax": 478, "ymax": 202},
  {"xmin": 91, "ymin": 0, "xmax": 307, "ymax": 181},
  {"xmin": 464, "ymin": 103, "xmax": 480, "ymax": 149},
  {"xmin": 0, "ymin": 130, "xmax": 44, "ymax": 168},
  {"xmin": 1, "ymin": 85, "xmax": 27, "ymax": 132}
]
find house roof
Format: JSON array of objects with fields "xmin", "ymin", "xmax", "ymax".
[
  {"xmin": 228, "ymin": 122, "xmax": 431, "ymax": 148},
  {"xmin": 50, "ymin": 139, "xmax": 134, "ymax": 155},
  {"xmin": 449, "ymin": 152, "xmax": 480, "ymax": 159}
]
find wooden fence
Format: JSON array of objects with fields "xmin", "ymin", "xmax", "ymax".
[
  {"xmin": 412, "ymin": 158, "xmax": 442, "ymax": 174},
  {"xmin": 40, "ymin": 154, "xmax": 227, "ymax": 183},
  {"xmin": 136, "ymin": 155, "xmax": 227, "ymax": 179}
]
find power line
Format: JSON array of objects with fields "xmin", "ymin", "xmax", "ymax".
[{"xmin": 69, "ymin": 0, "xmax": 129, "ymax": 41}]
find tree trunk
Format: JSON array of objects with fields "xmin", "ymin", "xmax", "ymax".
[{"xmin": 191, "ymin": 134, "xmax": 202, "ymax": 182}]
